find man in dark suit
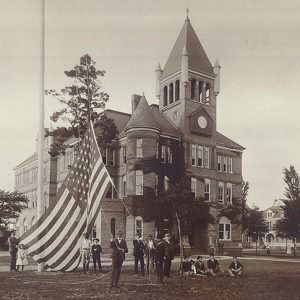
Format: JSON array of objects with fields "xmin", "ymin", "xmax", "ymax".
[
  {"xmin": 163, "ymin": 233, "xmax": 174, "ymax": 278},
  {"xmin": 133, "ymin": 233, "xmax": 145, "ymax": 276},
  {"xmin": 110, "ymin": 230, "xmax": 128, "ymax": 288},
  {"xmin": 8, "ymin": 231, "xmax": 18, "ymax": 272}
]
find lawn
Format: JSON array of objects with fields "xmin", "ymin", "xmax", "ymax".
[{"xmin": 0, "ymin": 259, "xmax": 300, "ymax": 299}]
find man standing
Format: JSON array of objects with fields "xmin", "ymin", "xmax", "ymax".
[
  {"xmin": 163, "ymin": 233, "xmax": 174, "ymax": 278},
  {"xmin": 80, "ymin": 233, "xmax": 91, "ymax": 274},
  {"xmin": 8, "ymin": 231, "xmax": 18, "ymax": 272},
  {"xmin": 110, "ymin": 230, "xmax": 128, "ymax": 288},
  {"xmin": 133, "ymin": 233, "xmax": 145, "ymax": 276},
  {"xmin": 154, "ymin": 235, "xmax": 165, "ymax": 284},
  {"xmin": 91, "ymin": 238, "xmax": 102, "ymax": 274},
  {"xmin": 145, "ymin": 234, "xmax": 155, "ymax": 273}
]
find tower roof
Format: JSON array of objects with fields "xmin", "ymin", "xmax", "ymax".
[
  {"xmin": 162, "ymin": 18, "xmax": 214, "ymax": 79},
  {"xmin": 125, "ymin": 95, "xmax": 160, "ymax": 132}
]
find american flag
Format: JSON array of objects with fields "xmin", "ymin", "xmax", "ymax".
[{"xmin": 18, "ymin": 122, "xmax": 112, "ymax": 271}]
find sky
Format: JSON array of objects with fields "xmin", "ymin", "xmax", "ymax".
[{"xmin": 1, "ymin": 0, "xmax": 300, "ymax": 209}]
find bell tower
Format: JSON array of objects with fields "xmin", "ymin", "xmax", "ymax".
[{"xmin": 155, "ymin": 14, "xmax": 221, "ymax": 136}]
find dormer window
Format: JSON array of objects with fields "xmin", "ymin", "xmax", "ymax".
[
  {"xmin": 163, "ymin": 86, "xmax": 168, "ymax": 107},
  {"xmin": 267, "ymin": 211, "xmax": 273, "ymax": 218},
  {"xmin": 169, "ymin": 83, "xmax": 174, "ymax": 104},
  {"xmin": 175, "ymin": 80, "xmax": 180, "ymax": 101},
  {"xmin": 191, "ymin": 78, "xmax": 196, "ymax": 100}
]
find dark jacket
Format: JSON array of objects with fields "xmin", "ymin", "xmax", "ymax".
[
  {"xmin": 195, "ymin": 260, "xmax": 206, "ymax": 272},
  {"xmin": 207, "ymin": 258, "xmax": 220, "ymax": 270},
  {"xmin": 163, "ymin": 240, "xmax": 174, "ymax": 260},
  {"xmin": 182, "ymin": 261, "xmax": 191, "ymax": 272},
  {"xmin": 154, "ymin": 241, "xmax": 165, "ymax": 263},
  {"xmin": 133, "ymin": 239, "xmax": 145, "ymax": 257},
  {"xmin": 8, "ymin": 236, "xmax": 18, "ymax": 251},
  {"xmin": 91, "ymin": 244, "xmax": 102, "ymax": 258},
  {"xmin": 229, "ymin": 261, "xmax": 244, "ymax": 270},
  {"xmin": 110, "ymin": 238, "xmax": 128, "ymax": 260}
]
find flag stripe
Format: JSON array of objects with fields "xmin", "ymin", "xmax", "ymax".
[{"xmin": 32, "ymin": 200, "xmax": 81, "ymax": 261}]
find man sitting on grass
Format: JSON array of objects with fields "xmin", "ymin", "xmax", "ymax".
[
  {"xmin": 228, "ymin": 256, "xmax": 244, "ymax": 277},
  {"xmin": 181, "ymin": 255, "xmax": 192, "ymax": 276},
  {"xmin": 207, "ymin": 254, "xmax": 224, "ymax": 276},
  {"xmin": 194, "ymin": 256, "xmax": 208, "ymax": 276}
]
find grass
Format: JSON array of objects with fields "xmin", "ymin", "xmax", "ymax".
[{"xmin": 0, "ymin": 259, "xmax": 300, "ymax": 299}]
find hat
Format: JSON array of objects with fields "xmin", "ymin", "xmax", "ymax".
[
  {"xmin": 93, "ymin": 238, "xmax": 99, "ymax": 242},
  {"xmin": 117, "ymin": 230, "xmax": 123, "ymax": 235}
]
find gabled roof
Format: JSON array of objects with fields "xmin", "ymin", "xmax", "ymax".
[
  {"xmin": 162, "ymin": 18, "xmax": 215, "ymax": 79},
  {"xmin": 14, "ymin": 152, "xmax": 37, "ymax": 170},
  {"xmin": 125, "ymin": 96, "xmax": 160, "ymax": 132},
  {"xmin": 216, "ymin": 132, "xmax": 245, "ymax": 151}
]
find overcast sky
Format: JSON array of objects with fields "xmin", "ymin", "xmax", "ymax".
[{"xmin": 1, "ymin": 0, "xmax": 300, "ymax": 209}]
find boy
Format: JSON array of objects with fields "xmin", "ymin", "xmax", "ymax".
[
  {"xmin": 228, "ymin": 256, "xmax": 244, "ymax": 277},
  {"xmin": 194, "ymin": 256, "xmax": 208, "ymax": 276},
  {"xmin": 91, "ymin": 238, "xmax": 102, "ymax": 274},
  {"xmin": 80, "ymin": 233, "xmax": 91, "ymax": 274},
  {"xmin": 207, "ymin": 254, "xmax": 224, "ymax": 276},
  {"xmin": 181, "ymin": 255, "xmax": 192, "ymax": 276}
]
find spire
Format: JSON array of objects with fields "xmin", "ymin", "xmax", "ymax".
[
  {"xmin": 155, "ymin": 63, "xmax": 162, "ymax": 72},
  {"xmin": 126, "ymin": 95, "xmax": 160, "ymax": 132},
  {"xmin": 161, "ymin": 17, "xmax": 214, "ymax": 79},
  {"xmin": 186, "ymin": 8, "xmax": 190, "ymax": 22},
  {"xmin": 214, "ymin": 59, "xmax": 220, "ymax": 68}
]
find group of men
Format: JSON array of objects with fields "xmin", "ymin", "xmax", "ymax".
[
  {"xmin": 182, "ymin": 254, "xmax": 244, "ymax": 278},
  {"xmin": 110, "ymin": 230, "xmax": 174, "ymax": 287}
]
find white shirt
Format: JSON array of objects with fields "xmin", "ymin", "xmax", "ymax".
[
  {"xmin": 81, "ymin": 239, "xmax": 91, "ymax": 250},
  {"xmin": 148, "ymin": 240, "xmax": 154, "ymax": 249}
]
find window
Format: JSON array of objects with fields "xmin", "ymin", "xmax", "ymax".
[
  {"xmin": 197, "ymin": 146, "xmax": 203, "ymax": 167},
  {"xmin": 222, "ymin": 156, "xmax": 227, "ymax": 172},
  {"xmin": 122, "ymin": 146, "xmax": 127, "ymax": 164},
  {"xmin": 218, "ymin": 182, "xmax": 224, "ymax": 204},
  {"xmin": 191, "ymin": 144, "xmax": 197, "ymax": 166},
  {"xmin": 161, "ymin": 145, "xmax": 172, "ymax": 164},
  {"xmin": 204, "ymin": 179, "xmax": 210, "ymax": 201},
  {"xmin": 204, "ymin": 147, "xmax": 210, "ymax": 168},
  {"xmin": 219, "ymin": 216, "xmax": 231, "ymax": 240},
  {"xmin": 226, "ymin": 183, "xmax": 232, "ymax": 204},
  {"xmin": 267, "ymin": 211, "xmax": 273, "ymax": 218},
  {"xmin": 23, "ymin": 218, "xmax": 28, "ymax": 233},
  {"xmin": 135, "ymin": 216, "xmax": 143, "ymax": 237},
  {"xmin": 191, "ymin": 177, "xmax": 197, "ymax": 198},
  {"xmin": 135, "ymin": 170, "xmax": 143, "ymax": 195},
  {"xmin": 217, "ymin": 155, "xmax": 222, "ymax": 171},
  {"xmin": 107, "ymin": 148, "xmax": 114, "ymax": 166},
  {"xmin": 111, "ymin": 218, "xmax": 116, "ymax": 238},
  {"xmin": 164, "ymin": 176, "xmax": 170, "ymax": 191},
  {"xmin": 205, "ymin": 83, "xmax": 210, "ymax": 104},
  {"xmin": 136, "ymin": 139, "xmax": 143, "ymax": 158},
  {"xmin": 268, "ymin": 221, "xmax": 272, "ymax": 230},
  {"xmin": 163, "ymin": 86, "xmax": 168, "ymax": 107},
  {"xmin": 175, "ymin": 80, "xmax": 180, "ymax": 101},
  {"xmin": 191, "ymin": 78, "xmax": 196, "ymax": 100},
  {"xmin": 154, "ymin": 174, "xmax": 158, "ymax": 195},
  {"xmin": 122, "ymin": 175, "xmax": 127, "ymax": 197},
  {"xmin": 169, "ymin": 83, "xmax": 174, "ymax": 104},
  {"xmin": 228, "ymin": 157, "xmax": 233, "ymax": 173}
]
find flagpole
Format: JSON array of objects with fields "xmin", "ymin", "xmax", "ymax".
[{"xmin": 37, "ymin": 0, "xmax": 45, "ymax": 272}]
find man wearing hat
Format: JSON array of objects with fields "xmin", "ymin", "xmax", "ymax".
[
  {"xmin": 91, "ymin": 238, "xmax": 102, "ymax": 274},
  {"xmin": 154, "ymin": 234, "xmax": 165, "ymax": 283},
  {"xmin": 110, "ymin": 230, "xmax": 128, "ymax": 287},
  {"xmin": 163, "ymin": 233, "xmax": 174, "ymax": 278}
]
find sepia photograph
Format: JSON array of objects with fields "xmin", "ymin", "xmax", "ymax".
[{"xmin": 0, "ymin": 0, "xmax": 300, "ymax": 299}]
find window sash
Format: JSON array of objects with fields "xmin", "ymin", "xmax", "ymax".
[
  {"xmin": 122, "ymin": 146, "xmax": 127, "ymax": 164},
  {"xmin": 218, "ymin": 183, "xmax": 224, "ymax": 203},
  {"xmin": 204, "ymin": 179, "xmax": 210, "ymax": 201},
  {"xmin": 217, "ymin": 155, "xmax": 222, "ymax": 171},
  {"xmin": 228, "ymin": 157, "xmax": 232, "ymax": 173},
  {"xmin": 204, "ymin": 147, "xmax": 210, "ymax": 168},
  {"xmin": 197, "ymin": 146, "xmax": 203, "ymax": 167},
  {"xmin": 135, "ymin": 171, "xmax": 143, "ymax": 195},
  {"xmin": 226, "ymin": 184, "xmax": 232, "ymax": 203},
  {"xmin": 136, "ymin": 139, "xmax": 143, "ymax": 158},
  {"xmin": 191, "ymin": 177, "xmax": 197, "ymax": 197},
  {"xmin": 191, "ymin": 145, "xmax": 197, "ymax": 166}
]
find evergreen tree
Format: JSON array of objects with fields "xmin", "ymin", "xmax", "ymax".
[{"xmin": 45, "ymin": 54, "xmax": 118, "ymax": 155}]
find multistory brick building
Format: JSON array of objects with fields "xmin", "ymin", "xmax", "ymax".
[{"xmin": 13, "ymin": 16, "xmax": 244, "ymax": 255}]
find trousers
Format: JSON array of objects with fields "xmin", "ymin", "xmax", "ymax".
[
  {"xmin": 134, "ymin": 255, "xmax": 145, "ymax": 275},
  {"xmin": 111, "ymin": 257, "xmax": 123, "ymax": 287}
]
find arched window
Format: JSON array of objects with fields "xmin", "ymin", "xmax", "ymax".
[
  {"xmin": 135, "ymin": 216, "xmax": 143, "ymax": 237},
  {"xmin": 163, "ymin": 86, "xmax": 168, "ymax": 107},
  {"xmin": 111, "ymin": 218, "xmax": 116, "ymax": 238},
  {"xmin": 169, "ymin": 83, "xmax": 174, "ymax": 104},
  {"xmin": 219, "ymin": 216, "xmax": 231, "ymax": 240},
  {"xmin": 199, "ymin": 81, "xmax": 203, "ymax": 102},
  {"xmin": 205, "ymin": 83, "xmax": 210, "ymax": 104},
  {"xmin": 175, "ymin": 80, "xmax": 180, "ymax": 101},
  {"xmin": 23, "ymin": 218, "xmax": 28, "ymax": 233},
  {"xmin": 191, "ymin": 79, "xmax": 196, "ymax": 100}
]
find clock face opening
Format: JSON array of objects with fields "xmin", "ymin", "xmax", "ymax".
[{"xmin": 197, "ymin": 116, "xmax": 207, "ymax": 129}]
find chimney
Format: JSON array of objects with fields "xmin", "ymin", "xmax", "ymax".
[
  {"xmin": 131, "ymin": 94, "xmax": 142, "ymax": 114},
  {"xmin": 213, "ymin": 59, "xmax": 221, "ymax": 96}
]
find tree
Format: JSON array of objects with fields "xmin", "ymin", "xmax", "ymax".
[
  {"xmin": 276, "ymin": 166, "xmax": 300, "ymax": 255},
  {"xmin": 0, "ymin": 190, "xmax": 28, "ymax": 249},
  {"xmin": 45, "ymin": 54, "xmax": 118, "ymax": 155},
  {"xmin": 246, "ymin": 206, "xmax": 268, "ymax": 253}
]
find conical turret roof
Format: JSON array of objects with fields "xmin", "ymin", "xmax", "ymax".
[
  {"xmin": 125, "ymin": 95, "xmax": 160, "ymax": 131},
  {"xmin": 162, "ymin": 18, "xmax": 214, "ymax": 79}
]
